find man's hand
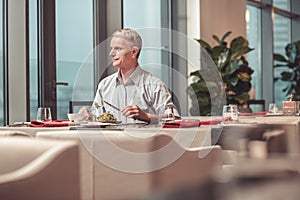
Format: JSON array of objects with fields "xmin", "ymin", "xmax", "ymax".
[
  {"xmin": 78, "ymin": 107, "xmax": 94, "ymax": 121},
  {"xmin": 121, "ymin": 105, "xmax": 157, "ymax": 123}
]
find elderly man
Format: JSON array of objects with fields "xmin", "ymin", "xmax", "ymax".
[{"xmin": 87, "ymin": 28, "xmax": 179, "ymax": 123}]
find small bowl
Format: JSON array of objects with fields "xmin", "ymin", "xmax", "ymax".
[{"xmin": 67, "ymin": 113, "xmax": 86, "ymax": 122}]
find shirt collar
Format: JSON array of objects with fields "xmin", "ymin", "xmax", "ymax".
[{"xmin": 115, "ymin": 65, "xmax": 143, "ymax": 86}]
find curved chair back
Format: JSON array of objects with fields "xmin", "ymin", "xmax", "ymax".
[{"xmin": 0, "ymin": 138, "xmax": 80, "ymax": 200}]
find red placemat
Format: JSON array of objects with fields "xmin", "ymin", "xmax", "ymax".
[
  {"xmin": 30, "ymin": 120, "xmax": 69, "ymax": 127},
  {"xmin": 163, "ymin": 120, "xmax": 200, "ymax": 128},
  {"xmin": 162, "ymin": 117, "xmax": 230, "ymax": 128},
  {"xmin": 238, "ymin": 111, "xmax": 268, "ymax": 116}
]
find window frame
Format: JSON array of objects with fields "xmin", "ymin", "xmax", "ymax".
[{"xmin": 2, "ymin": 0, "xmax": 8, "ymax": 125}]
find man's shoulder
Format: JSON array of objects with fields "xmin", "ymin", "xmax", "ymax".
[
  {"xmin": 140, "ymin": 70, "xmax": 167, "ymax": 87},
  {"xmin": 140, "ymin": 69, "xmax": 163, "ymax": 82}
]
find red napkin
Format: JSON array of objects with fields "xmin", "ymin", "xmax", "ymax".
[
  {"xmin": 163, "ymin": 120, "xmax": 201, "ymax": 128},
  {"xmin": 163, "ymin": 117, "xmax": 230, "ymax": 128},
  {"xmin": 200, "ymin": 118, "xmax": 224, "ymax": 125},
  {"xmin": 238, "ymin": 111, "xmax": 268, "ymax": 116},
  {"xmin": 30, "ymin": 120, "xmax": 69, "ymax": 127}
]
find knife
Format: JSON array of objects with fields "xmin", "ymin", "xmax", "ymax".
[{"xmin": 103, "ymin": 100, "xmax": 121, "ymax": 112}]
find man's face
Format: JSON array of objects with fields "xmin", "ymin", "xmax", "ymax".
[{"xmin": 110, "ymin": 37, "xmax": 135, "ymax": 68}]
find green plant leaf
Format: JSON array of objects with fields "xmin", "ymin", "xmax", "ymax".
[
  {"xmin": 187, "ymin": 82, "xmax": 208, "ymax": 93},
  {"xmin": 225, "ymin": 76, "xmax": 239, "ymax": 86},
  {"xmin": 285, "ymin": 43, "xmax": 297, "ymax": 63},
  {"xmin": 221, "ymin": 31, "xmax": 232, "ymax": 42},
  {"xmin": 212, "ymin": 35, "xmax": 222, "ymax": 45},
  {"xmin": 196, "ymin": 39, "xmax": 212, "ymax": 51},
  {"xmin": 223, "ymin": 60, "xmax": 240, "ymax": 75},
  {"xmin": 274, "ymin": 64, "xmax": 290, "ymax": 68},
  {"xmin": 189, "ymin": 70, "xmax": 202, "ymax": 78},
  {"xmin": 230, "ymin": 37, "xmax": 253, "ymax": 60},
  {"xmin": 211, "ymin": 46, "xmax": 229, "ymax": 69},
  {"xmin": 235, "ymin": 93, "xmax": 250, "ymax": 102},
  {"xmin": 273, "ymin": 53, "xmax": 288, "ymax": 63},
  {"xmin": 189, "ymin": 32, "xmax": 254, "ymax": 115},
  {"xmin": 282, "ymin": 86, "xmax": 289, "ymax": 92},
  {"xmin": 281, "ymin": 71, "xmax": 293, "ymax": 81}
]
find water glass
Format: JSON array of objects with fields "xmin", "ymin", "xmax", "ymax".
[
  {"xmin": 268, "ymin": 103, "xmax": 278, "ymax": 113},
  {"xmin": 296, "ymin": 101, "xmax": 300, "ymax": 115},
  {"xmin": 165, "ymin": 106, "xmax": 174, "ymax": 119},
  {"xmin": 36, "ymin": 107, "xmax": 52, "ymax": 122},
  {"xmin": 161, "ymin": 106, "xmax": 175, "ymax": 122},
  {"xmin": 223, "ymin": 104, "xmax": 239, "ymax": 122}
]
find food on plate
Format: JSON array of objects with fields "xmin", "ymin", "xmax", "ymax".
[{"xmin": 97, "ymin": 112, "xmax": 117, "ymax": 123}]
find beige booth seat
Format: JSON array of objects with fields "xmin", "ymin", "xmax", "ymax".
[
  {"xmin": 36, "ymin": 130, "xmax": 222, "ymax": 200},
  {"xmin": 0, "ymin": 126, "xmax": 70, "ymax": 137},
  {"xmin": 0, "ymin": 137, "xmax": 80, "ymax": 200},
  {"xmin": 0, "ymin": 130, "xmax": 31, "ymax": 137}
]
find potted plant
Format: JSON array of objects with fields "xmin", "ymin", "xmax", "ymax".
[
  {"xmin": 273, "ymin": 40, "xmax": 300, "ymax": 100},
  {"xmin": 187, "ymin": 31, "xmax": 254, "ymax": 115}
]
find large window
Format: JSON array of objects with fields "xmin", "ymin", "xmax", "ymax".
[
  {"xmin": 246, "ymin": 0, "xmax": 299, "ymax": 108},
  {"xmin": 55, "ymin": 0, "xmax": 94, "ymax": 119},
  {"xmin": 273, "ymin": 12, "xmax": 291, "ymax": 105},
  {"xmin": 273, "ymin": 0, "xmax": 290, "ymax": 11},
  {"xmin": 29, "ymin": 0, "xmax": 38, "ymax": 120},
  {"xmin": 123, "ymin": 0, "xmax": 171, "ymax": 86},
  {"xmin": 246, "ymin": 5, "xmax": 262, "ymax": 99},
  {"xmin": 29, "ymin": 0, "xmax": 94, "ymax": 120}
]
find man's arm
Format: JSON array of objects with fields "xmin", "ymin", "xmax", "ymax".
[{"xmin": 121, "ymin": 105, "xmax": 158, "ymax": 124}]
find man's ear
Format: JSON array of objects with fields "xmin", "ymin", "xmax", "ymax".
[{"xmin": 131, "ymin": 46, "xmax": 140, "ymax": 58}]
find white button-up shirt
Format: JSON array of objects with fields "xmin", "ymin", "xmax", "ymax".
[{"xmin": 93, "ymin": 66, "xmax": 179, "ymax": 123}]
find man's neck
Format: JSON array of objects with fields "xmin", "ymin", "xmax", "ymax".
[{"xmin": 120, "ymin": 65, "xmax": 138, "ymax": 84}]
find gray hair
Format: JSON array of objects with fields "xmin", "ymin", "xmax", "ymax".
[{"xmin": 112, "ymin": 28, "xmax": 142, "ymax": 50}]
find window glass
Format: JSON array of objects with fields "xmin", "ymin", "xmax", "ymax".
[
  {"xmin": 273, "ymin": 13, "xmax": 291, "ymax": 106},
  {"xmin": 0, "ymin": 0, "xmax": 3, "ymax": 124},
  {"xmin": 246, "ymin": 5, "xmax": 262, "ymax": 99},
  {"xmin": 123, "ymin": 0, "xmax": 170, "ymax": 85},
  {"xmin": 273, "ymin": 0, "xmax": 290, "ymax": 11},
  {"xmin": 29, "ymin": 0, "xmax": 38, "ymax": 120},
  {"xmin": 55, "ymin": 0, "xmax": 94, "ymax": 119}
]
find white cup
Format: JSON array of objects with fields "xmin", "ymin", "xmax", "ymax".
[
  {"xmin": 223, "ymin": 104, "xmax": 239, "ymax": 123},
  {"xmin": 36, "ymin": 107, "xmax": 52, "ymax": 122},
  {"xmin": 67, "ymin": 113, "xmax": 86, "ymax": 122}
]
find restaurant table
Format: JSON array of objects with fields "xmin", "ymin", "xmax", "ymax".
[
  {"xmin": 238, "ymin": 115, "xmax": 300, "ymax": 157},
  {"xmin": 35, "ymin": 121, "xmax": 300, "ymax": 200},
  {"xmin": 36, "ymin": 125, "xmax": 218, "ymax": 200},
  {"xmin": 143, "ymin": 158, "xmax": 300, "ymax": 200},
  {"xmin": 187, "ymin": 115, "xmax": 300, "ymax": 157}
]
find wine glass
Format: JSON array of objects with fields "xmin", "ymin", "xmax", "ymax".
[{"xmin": 36, "ymin": 107, "xmax": 52, "ymax": 122}]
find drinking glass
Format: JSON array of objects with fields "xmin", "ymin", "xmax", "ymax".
[
  {"xmin": 36, "ymin": 107, "xmax": 52, "ymax": 122},
  {"xmin": 222, "ymin": 104, "xmax": 239, "ymax": 123},
  {"xmin": 165, "ymin": 106, "xmax": 174, "ymax": 119},
  {"xmin": 160, "ymin": 106, "xmax": 175, "ymax": 122},
  {"xmin": 268, "ymin": 103, "xmax": 278, "ymax": 113},
  {"xmin": 295, "ymin": 101, "xmax": 300, "ymax": 115}
]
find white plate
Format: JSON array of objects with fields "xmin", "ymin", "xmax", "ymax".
[
  {"xmin": 81, "ymin": 121, "xmax": 121, "ymax": 128},
  {"xmin": 264, "ymin": 112, "xmax": 284, "ymax": 117}
]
